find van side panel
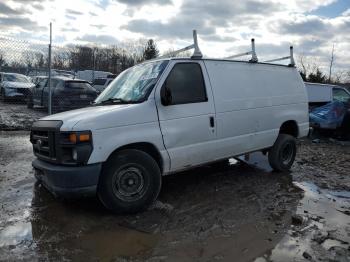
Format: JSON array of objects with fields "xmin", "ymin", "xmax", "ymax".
[{"xmin": 204, "ymin": 60, "xmax": 309, "ymax": 159}]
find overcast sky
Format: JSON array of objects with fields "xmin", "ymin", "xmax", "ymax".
[{"xmin": 0, "ymin": 0, "xmax": 349, "ymax": 75}]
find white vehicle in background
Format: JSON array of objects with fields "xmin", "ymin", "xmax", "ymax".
[
  {"xmin": 305, "ymin": 82, "xmax": 350, "ymax": 108},
  {"xmin": 92, "ymin": 75, "xmax": 116, "ymax": 93},
  {"xmin": 0, "ymin": 72, "xmax": 34, "ymax": 101},
  {"xmin": 76, "ymin": 70, "xmax": 115, "ymax": 84},
  {"xmin": 30, "ymin": 31, "xmax": 309, "ymax": 213},
  {"xmin": 27, "ymin": 69, "xmax": 75, "ymax": 79}
]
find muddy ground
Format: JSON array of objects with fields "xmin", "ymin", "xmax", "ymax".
[
  {"xmin": 0, "ymin": 132, "xmax": 349, "ymax": 262},
  {"xmin": 0, "ymin": 101, "xmax": 46, "ymax": 131}
]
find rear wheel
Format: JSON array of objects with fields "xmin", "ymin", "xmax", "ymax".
[
  {"xmin": 97, "ymin": 149, "xmax": 161, "ymax": 214},
  {"xmin": 268, "ymin": 134, "xmax": 296, "ymax": 172},
  {"xmin": 27, "ymin": 95, "xmax": 33, "ymax": 108}
]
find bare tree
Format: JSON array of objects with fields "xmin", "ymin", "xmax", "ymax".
[
  {"xmin": 0, "ymin": 51, "xmax": 5, "ymax": 70},
  {"xmin": 162, "ymin": 48, "xmax": 192, "ymax": 58},
  {"xmin": 329, "ymin": 44, "xmax": 335, "ymax": 83}
]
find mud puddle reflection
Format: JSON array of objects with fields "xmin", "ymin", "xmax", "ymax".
[{"xmin": 256, "ymin": 182, "xmax": 350, "ymax": 262}]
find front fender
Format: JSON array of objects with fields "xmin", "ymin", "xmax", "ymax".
[{"xmin": 87, "ymin": 122, "xmax": 170, "ymax": 172}]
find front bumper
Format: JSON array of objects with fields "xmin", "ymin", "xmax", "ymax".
[
  {"xmin": 4, "ymin": 88, "xmax": 29, "ymax": 99},
  {"xmin": 32, "ymin": 159, "xmax": 102, "ymax": 198}
]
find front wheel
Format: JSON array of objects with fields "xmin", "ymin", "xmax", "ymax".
[
  {"xmin": 268, "ymin": 134, "xmax": 296, "ymax": 172},
  {"xmin": 97, "ymin": 149, "xmax": 162, "ymax": 214},
  {"xmin": 27, "ymin": 95, "xmax": 33, "ymax": 108},
  {"xmin": 1, "ymin": 88, "xmax": 7, "ymax": 102}
]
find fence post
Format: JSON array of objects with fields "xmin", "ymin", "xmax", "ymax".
[{"xmin": 48, "ymin": 22, "xmax": 52, "ymax": 115}]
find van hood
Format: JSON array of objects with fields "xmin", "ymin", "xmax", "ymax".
[{"xmin": 40, "ymin": 101, "xmax": 158, "ymax": 131}]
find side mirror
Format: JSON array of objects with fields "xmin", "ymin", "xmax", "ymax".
[{"xmin": 161, "ymin": 84, "xmax": 172, "ymax": 106}]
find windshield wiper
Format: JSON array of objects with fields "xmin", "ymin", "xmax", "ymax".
[{"xmin": 93, "ymin": 97, "xmax": 141, "ymax": 105}]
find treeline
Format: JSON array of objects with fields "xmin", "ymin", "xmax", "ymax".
[{"xmin": 0, "ymin": 39, "xmax": 159, "ymax": 75}]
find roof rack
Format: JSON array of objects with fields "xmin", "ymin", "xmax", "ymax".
[
  {"xmin": 157, "ymin": 29, "xmax": 295, "ymax": 67},
  {"xmin": 158, "ymin": 30, "xmax": 202, "ymax": 59},
  {"xmin": 262, "ymin": 46, "xmax": 295, "ymax": 67},
  {"xmin": 225, "ymin": 38, "xmax": 258, "ymax": 63}
]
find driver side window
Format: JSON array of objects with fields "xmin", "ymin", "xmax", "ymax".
[{"xmin": 162, "ymin": 63, "xmax": 207, "ymax": 106}]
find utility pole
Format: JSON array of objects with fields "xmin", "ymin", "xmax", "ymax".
[
  {"xmin": 48, "ymin": 22, "xmax": 52, "ymax": 115},
  {"xmin": 329, "ymin": 44, "xmax": 334, "ymax": 83}
]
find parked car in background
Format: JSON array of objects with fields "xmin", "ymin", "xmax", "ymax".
[
  {"xmin": 27, "ymin": 69, "xmax": 75, "ymax": 79},
  {"xmin": 92, "ymin": 75, "xmax": 115, "ymax": 93},
  {"xmin": 31, "ymin": 76, "xmax": 48, "ymax": 85},
  {"xmin": 76, "ymin": 70, "xmax": 115, "ymax": 83},
  {"xmin": 27, "ymin": 76, "xmax": 98, "ymax": 113},
  {"xmin": 305, "ymin": 82, "xmax": 350, "ymax": 109},
  {"xmin": 0, "ymin": 72, "xmax": 34, "ymax": 102}
]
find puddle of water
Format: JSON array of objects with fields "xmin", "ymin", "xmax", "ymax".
[
  {"xmin": 257, "ymin": 181, "xmax": 350, "ymax": 262},
  {"xmin": 73, "ymin": 227, "xmax": 159, "ymax": 260},
  {"xmin": 0, "ymin": 222, "xmax": 32, "ymax": 247},
  {"xmin": 238, "ymin": 152, "xmax": 273, "ymax": 172},
  {"xmin": 322, "ymin": 239, "xmax": 348, "ymax": 250}
]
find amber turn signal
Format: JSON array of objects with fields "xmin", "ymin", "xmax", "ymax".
[
  {"xmin": 69, "ymin": 133, "xmax": 77, "ymax": 143},
  {"xmin": 79, "ymin": 134, "xmax": 90, "ymax": 142},
  {"xmin": 68, "ymin": 133, "xmax": 91, "ymax": 143}
]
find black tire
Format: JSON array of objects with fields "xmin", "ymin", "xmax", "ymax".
[
  {"xmin": 268, "ymin": 134, "xmax": 296, "ymax": 172},
  {"xmin": 1, "ymin": 88, "xmax": 7, "ymax": 102},
  {"xmin": 27, "ymin": 95, "xmax": 33, "ymax": 109},
  {"xmin": 97, "ymin": 149, "xmax": 161, "ymax": 214}
]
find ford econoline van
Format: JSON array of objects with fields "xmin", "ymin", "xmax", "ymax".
[{"xmin": 30, "ymin": 32, "xmax": 309, "ymax": 213}]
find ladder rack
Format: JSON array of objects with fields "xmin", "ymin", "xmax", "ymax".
[
  {"xmin": 225, "ymin": 38, "xmax": 258, "ymax": 63},
  {"xmin": 262, "ymin": 46, "xmax": 295, "ymax": 66},
  {"xmin": 157, "ymin": 30, "xmax": 202, "ymax": 59},
  {"xmin": 157, "ymin": 30, "xmax": 295, "ymax": 67}
]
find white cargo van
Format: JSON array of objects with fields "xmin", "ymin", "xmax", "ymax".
[
  {"xmin": 92, "ymin": 75, "xmax": 115, "ymax": 93},
  {"xmin": 305, "ymin": 82, "xmax": 350, "ymax": 108},
  {"xmin": 30, "ymin": 31, "xmax": 309, "ymax": 213}
]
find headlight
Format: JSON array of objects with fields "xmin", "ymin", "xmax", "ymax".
[
  {"xmin": 60, "ymin": 131, "xmax": 93, "ymax": 165},
  {"xmin": 72, "ymin": 148, "xmax": 78, "ymax": 161}
]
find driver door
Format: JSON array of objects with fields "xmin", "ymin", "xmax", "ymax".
[{"xmin": 155, "ymin": 61, "xmax": 217, "ymax": 171}]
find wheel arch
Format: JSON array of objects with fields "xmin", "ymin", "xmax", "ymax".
[
  {"xmin": 105, "ymin": 142, "xmax": 164, "ymax": 173},
  {"xmin": 279, "ymin": 120, "xmax": 299, "ymax": 138}
]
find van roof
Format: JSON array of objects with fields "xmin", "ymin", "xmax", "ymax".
[{"xmin": 144, "ymin": 57, "xmax": 296, "ymax": 69}]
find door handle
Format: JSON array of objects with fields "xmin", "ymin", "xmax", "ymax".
[{"xmin": 209, "ymin": 116, "xmax": 215, "ymax": 128}]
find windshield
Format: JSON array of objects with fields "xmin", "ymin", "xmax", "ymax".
[
  {"xmin": 3, "ymin": 74, "xmax": 30, "ymax": 83},
  {"xmin": 333, "ymin": 88, "xmax": 350, "ymax": 103},
  {"xmin": 94, "ymin": 60, "xmax": 169, "ymax": 104}
]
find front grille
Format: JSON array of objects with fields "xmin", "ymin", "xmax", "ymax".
[
  {"xmin": 31, "ymin": 130, "xmax": 56, "ymax": 160},
  {"xmin": 17, "ymin": 88, "xmax": 30, "ymax": 95},
  {"xmin": 30, "ymin": 120, "xmax": 63, "ymax": 163}
]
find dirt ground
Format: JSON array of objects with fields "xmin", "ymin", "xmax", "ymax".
[
  {"xmin": 0, "ymin": 132, "xmax": 349, "ymax": 262},
  {"xmin": 0, "ymin": 101, "xmax": 46, "ymax": 131}
]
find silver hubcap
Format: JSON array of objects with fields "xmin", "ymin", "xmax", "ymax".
[
  {"xmin": 113, "ymin": 166, "xmax": 145, "ymax": 202},
  {"xmin": 281, "ymin": 143, "xmax": 294, "ymax": 165}
]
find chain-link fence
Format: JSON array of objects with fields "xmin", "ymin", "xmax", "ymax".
[{"xmin": 0, "ymin": 34, "xmax": 146, "ymax": 130}]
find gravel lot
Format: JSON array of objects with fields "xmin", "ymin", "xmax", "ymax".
[
  {"xmin": 0, "ymin": 101, "xmax": 46, "ymax": 131},
  {"xmin": 0, "ymin": 131, "xmax": 349, "ymax": 261}
]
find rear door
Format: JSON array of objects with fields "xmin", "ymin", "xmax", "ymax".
[
  {"xmin": 155, "ymin": 61, "xmax": 217, "ymax": 171},
  {"xmin": 62, "ymin": 81, "xmax": 97, "ymax": 108},
  {"xmin": 42, "ymin": 79, "xmax": 59, "ymax": 107}
]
